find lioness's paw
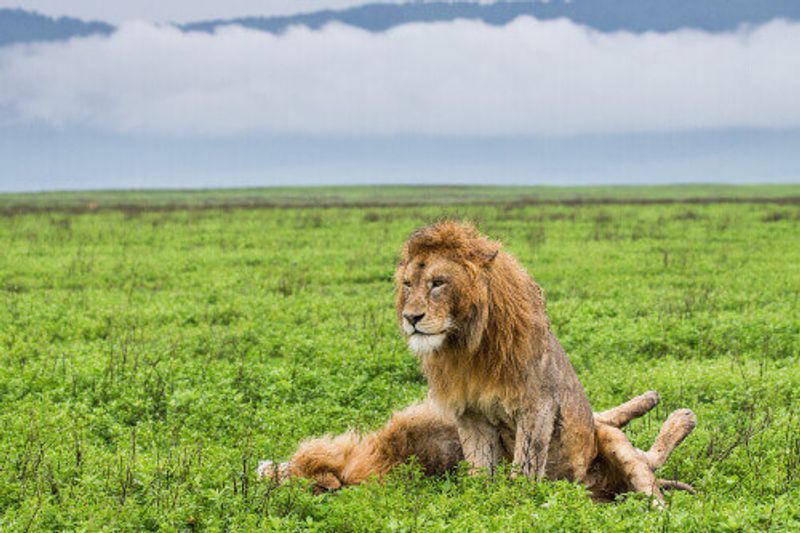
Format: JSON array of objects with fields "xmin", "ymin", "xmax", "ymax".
[
  {"xmin": 257, "ymin": 460, "xmax": 291, "ymax": 482},
  {"xmin": 666, "ymin": 409, "xmax": 697, "ymax": 434},
  {"xmin": 642, "ymin": 391, "xmax": 661, "ymax": 409}
]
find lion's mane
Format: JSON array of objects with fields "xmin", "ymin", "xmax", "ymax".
[{"xmin": 396, "ymin": 220, "xmax": 550, "ymax": 413}]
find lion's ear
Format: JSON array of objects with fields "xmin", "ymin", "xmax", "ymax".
[{"xmin": 471, "ymin": 240, "xmax": 501, "ymax": 266}]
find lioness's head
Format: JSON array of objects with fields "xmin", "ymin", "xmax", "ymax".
[{"xmin": 395, "ymin": 221, "xmax": 500, "ymax": 356}]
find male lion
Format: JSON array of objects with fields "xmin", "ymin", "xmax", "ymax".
[
  {"xmin": 396, "ymin": 220, "xmax": 595, "ymax": 481},
  {"xmin": 259, "ymin": 221, "xmax": 696, "ymax": 503}
]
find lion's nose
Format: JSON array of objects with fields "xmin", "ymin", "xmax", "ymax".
[{"xmin": 403, "ymin": 312, "xmax": 425, "ymax": 326}]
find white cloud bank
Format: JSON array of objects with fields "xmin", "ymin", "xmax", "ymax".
[{"xmin": 1, "ymin": 17, "xmax": 799, "ymax": 136}]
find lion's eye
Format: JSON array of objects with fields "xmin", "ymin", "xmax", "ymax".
[{"xmin": 431, "ymin": 279, "xmax": 446, "ymax": 289}]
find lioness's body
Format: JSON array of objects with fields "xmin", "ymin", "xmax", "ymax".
[{"xmin": 396, "ymin": 221, "xmax": 595, "ymax": 481}]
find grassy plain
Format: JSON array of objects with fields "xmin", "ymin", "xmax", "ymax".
[
  {"xmin": 2, "ymin": 183, "xmax": 800, "ymax": 211},
  {"xmin": 1, "ymin": 186, "xmax": 799, "ymax": 530}
]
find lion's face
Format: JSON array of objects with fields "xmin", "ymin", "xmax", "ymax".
[{"xmin": 395, "ymin": 255, "xmax": 476, "ymax": 356}]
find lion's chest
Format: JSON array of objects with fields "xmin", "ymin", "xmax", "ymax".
[
  {"xmin": 429, "ymin": 377, "xmax": 524, "ymax": 461},
  {"xmin": 424, "ymin": 354, "xmax": 520, "ymax": 438},
  {"xmin": 463, "ymin": 397, "xmax": 518, "ymax": 460},
  {"xmin": 432, "ymin": 379, "xmax": 513, "ymax": 418},
  {"xmin": 478, "ymin": 397, "xmax": 515, "ymax": 428}
]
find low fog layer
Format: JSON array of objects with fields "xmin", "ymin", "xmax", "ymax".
[{"xmin": 1, "ymin": 17, "xmax": 798, "ymax": 137}]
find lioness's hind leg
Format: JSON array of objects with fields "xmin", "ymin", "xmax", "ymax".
[
  {"xmin": 594, "ymin": 422, "xmax": 663, "ymax": 502},
  {"xmin": 594, "ymin": 391, "xmax": 661, "ymax": 428},
  {"xmin": 644, "ymin": 409, "xmax": 696, "ymax": 470}
]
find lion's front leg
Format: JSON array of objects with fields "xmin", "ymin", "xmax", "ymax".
[
  {"xmin": 513, "ymin": 398, "xmax": 556, "ymax": 479},
  {"xmin": 457, "ymin": 413, "xmax": 503, "ymax": 474}
]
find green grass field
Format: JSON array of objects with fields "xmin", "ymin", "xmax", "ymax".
[{"xmin": 1, "ymin": 186, "xmax": 799, "ymax": 530}]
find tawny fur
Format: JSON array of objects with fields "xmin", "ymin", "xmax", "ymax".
[{"xmin": 260, "ymin": 221, "xmax": 696, "ymax": 503}]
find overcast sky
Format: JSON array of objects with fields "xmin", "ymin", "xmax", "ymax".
[{"xmin": 0, "ymin": 0, "xmax": 400, "ymax": 22}]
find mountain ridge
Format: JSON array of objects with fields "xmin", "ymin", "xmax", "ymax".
[
  {"xmin": 182, "ymin": 0, "xmax": 800, "ymax": 35},
  {"xmin": 0, "ymin": 8, "xmax": 112, "ymax": 46}
]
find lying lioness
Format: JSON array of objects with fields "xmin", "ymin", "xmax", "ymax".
[{"xmin": 260, "ymin": 221, "xmax": 696, "ymax": 502}]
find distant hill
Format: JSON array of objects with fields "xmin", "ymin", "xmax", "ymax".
[
  {"xmin": 0, "ymin": 8, "xmax": 112, "ymax": 47},
  {"xmin": 182, "ymin": 0, "xmax": 800, "ymax": 35},
  {"xmin": 3, "ymin": 1, "xmax": 800, "ymax": 48}
]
